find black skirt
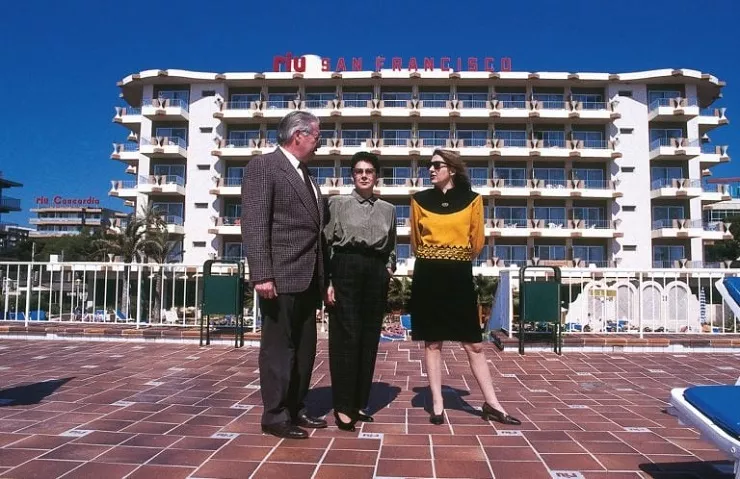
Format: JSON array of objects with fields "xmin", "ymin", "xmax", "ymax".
[{"xmin": 409, "ymin": 258, "xmax": 482, "ymax": 342}]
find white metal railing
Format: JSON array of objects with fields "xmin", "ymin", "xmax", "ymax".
[
  {"xmin": 650, "ymin": 138, "xmax": 700, "ymax": 150},
  {"xmin": 491, "ymin": 267, "xmax": 740, "ymax": 336},
  {"xmin": 651, "ymin": 178, "xmax": 702, "ymax": 189}
]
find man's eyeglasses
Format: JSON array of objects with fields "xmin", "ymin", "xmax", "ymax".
[
  {"xmin": 428, "ymin": 161, "xmax": 448, "ymax": 170},
  {"xmin": 301, "ymin": 131, "xmax": 321, "ymax": 141},
  {"xmin": 352, "ymin": 168, "xmax": 376, "ymax": 176}
]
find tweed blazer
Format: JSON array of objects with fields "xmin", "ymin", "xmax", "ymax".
[{"xmin": 241, "ymin": 148, "xmax": 327, "ymax": 294}]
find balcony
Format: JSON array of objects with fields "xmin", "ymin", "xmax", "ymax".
[
  {"xmin": 139, "ymin": 136, "xmax": 187, "ymax": 159},
  {"xmin": 141, "ymin": 98, "xmax": 189, "ymax": 121},
  {"xmin": 700, "ymin": 183, "xmax": 731, "ymax": 203},
  {"xmin": 0, "ymin": 197, "xmax": 21, "ymax": 212},
  {"xmin": 648, "ymin": 97, "xmax": 699, "ymax": 122},
  {"xmin": 138, "ymin": 175, "xmax": 186, "ymax": 196},
  {"xmin": 699, "ymin": 144, "xmax": 731, "ymax": 165},
  {"xmin": 214, "ymin": 100, "xmax": 266, "ymax": 122},
  {"xmin": 649, "ymin": 178, "xmax": 702, "ymax": 199},
  {"xmin": 697, "ymin": 107, "xmax": 729, "ymax": 131},
  {"xmin": 702, "ymin": 221, "xmax": 733, "ymax": 241},
  {"xmin": 487, "ymin": 218, "xmax": 619, "ymax": 239},
  {"xmin": 209, "ymin": 177, "xmax": 243, "ymax": 196},
  {"xmin": 112, "ymin": 106, "xmax": 142, "ymax": 130},
  {"xmin": 111, "ymin": 142, "xmax": 140, "ymax": 162},
  {"xmin": 108, "ymin": 180, "xmax": 138, "ymax": 198},
  {"xmin": 649, "ymin": 138, "xmax": 700, "ymax": 160},
  {"xmin": 208, "ymin": 216, "xmax": 241, "ymax": 235},
  {"xmin": 162, "ymin": 215, "xmax": 185, "ymax": 235},
  {"xmin": 485, "ymin": 178, "xmax": 619, "ymax": 199},
  {"xmin": 651, "ymin": 219, "xmax": 703, "ymax": 239}
]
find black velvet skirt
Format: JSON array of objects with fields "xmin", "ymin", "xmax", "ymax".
[{"xmin": 409, "ymin": 258, "xmax": 482, "ymax": 343}]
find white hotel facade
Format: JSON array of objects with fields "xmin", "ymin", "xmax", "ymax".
[{"xmin": 110, "ymin": 56, "xmax": 731, "ymax": 272}]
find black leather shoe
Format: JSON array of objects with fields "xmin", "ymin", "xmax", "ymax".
[
  {"xmin": 293, "ymin": 413, "xmax": 328, "ymax": 429},
  {"xmin": 356, "ymin": 411, "xmax": 374, "ymax": 422},
  {"xmin": 481, "ymin": 402, "xmax": 521, "ymax": 426},
  {"xmin": 429, "ymin": 409, "xmax": 445, "ymax": 425},
  {"xmin": 334, "ymin": 412, "xmax": 356, "ymax": 432},
  {"xmin": 261, "ymin": 422, "xmax": 308, "ymax": 439}
]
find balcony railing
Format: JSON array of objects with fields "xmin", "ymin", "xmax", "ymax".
[
  {"xmin": 342, "ymin": 99, "xmax": 371, "ymax": 108},
  {"xmin": 117, "ymin": 143, "xmax": 140, "ymax": 152},
  {"xmin": 537, "ymin": 179, "xmax": 568, "ymax": 189},
  {"xmin": 380, "ymin": 99, "xmax": 410, "ymax": 108},
  {"xmin": 499, "ymin": 100, "xmax": 526, "ymax": 109},
  {"xmin": 145, "ymin": 98, "xmax": 189, "ymax": 111},
  {"xmin": 158, "ymin": 175, "xmax": 185, "ymax": 186},
  {"xmin": 649, "ymin": 138, "xmax": 699, "ymax": 150},
  {"xmin": 578, "ymin": 219, "xmax": 611, "ymax": 229},
  {"xmin": 457, "ymin": 138, "xmax": 488, "ymax": 147},
  {"xmin": 224, "ymin": 138, "xmax": 254, "ymax": 148},
  {"xmin": 538, "ymin": 100, "xmax": 567, "ymax": 110},
  {"xmin": 579, "ymin": 101, "xmax": 608, "ymax": 110},
  {"xmin": 264, "ymin": 100, "xmax": 294, "ymax": 109},
  {"xmin": 497, "ymin": 219, "xmax": 528, "ymax": 228},
  {"xmin": 651, "ymin": 219, "xmax": 701, "ymax": 230},
  {"xmin": 577, "ymin": 139, "xmax": 609, "ymax": 149},
  {"xmin": 418, "ymin": 99, "xmax": 448, "ymax": 108},
  {"xmin": 219, "ymin": 216, "xmax": 240, "ymax": 226},
  {"xmin": 703, "ymin": 221, "xmax": 725, "ymax": 232},
  {"xmin": 0, "ymin": 197, "xmax": 21, "ymax": 210},
  {"xmin": 341, "ymin": 138, "xmax": 371, "ymax": 147},
  {"xmin": 579, "ymin": 180, "xmax": 611, "ymax": 189},
  {"xmin": 223, "ymin": 177, "xmax": 243, "ymax": 187},
  {"xmin": 498, "ymin": 178, "xmax": 527, "ymax": 187},
  {"xmin": 418, "ymin": 138, "xmax": 448, "ymax": 147},
  {"xmin": 495, "ymin": 138, "xmax": 527, "ymax": 147},
  {"xmin": 459, "ymin": 100, "xmax": 488, "ymax": 109},
  {"xmin": 651, "ymin": 178, "xmax": 702, "ymax": 189},
  {"xmin": 381, "ymin": 137, "xmax": 412, "ymax": 147},
  {"xmin": 163, "ymin": 216, "xmax": 184, "ymax": 226},
  {"xmin": 380, "ymin": 177, "xmax": 415, "ymax": 187},
  {"xmin": 119, "ymin": 107, "xmax": 141, "ymax": 116},
  {"xmin": 649, "ymin": 97, "xmax": 698, "ymax": 111},
  {"xmin": 539, "ymin": 138, "xmax": 566, "ymax": 148}
]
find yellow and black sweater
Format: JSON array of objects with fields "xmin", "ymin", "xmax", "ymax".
[{"xmin": 410, "ymin": 187, "xmax": 485, "ymax": 262}]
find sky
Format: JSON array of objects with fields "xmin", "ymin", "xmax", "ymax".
[{"xmin": 0, "ymin": 0, "xmax": 738, "ymax": 226}]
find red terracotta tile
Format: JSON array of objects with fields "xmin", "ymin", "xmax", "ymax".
[
  {"xmin": 58, "ymin": 462, "xmax": 137, "ymax": 478},
  {"xmin": 93, "ymin": 446, "xmax": 163, "ymax": 464},
  {"xmin": 376, "ymin": 459, "xmax": 434, "ymax": 478},
  {"xmin": 313, "ymin": 465, "xmax": 375, "ymax": 479},
  {"xmin": 323, "ymin": 449, "xmax": 378, "ymax": 466},
  {"xmin": 192, "ymin": 460, "xmax": 260, "ymax": 479},
  {"xmin": 541, "ymin": 453, "xmax": 606, "ymax": 471},
  {"xmin": 4, "ymin": 459, "xmax": 83, "ymax": 479},
  {"xmin": 252, "ymin": 462, "xmax": 316, "ymax": 479},
  {"xmin": 149, "ymin": 448, "xmax": 212, "ymax": 467},
  {"xmin": 127, "ymin": 464, "xmax": 196, "ymax": 479}
]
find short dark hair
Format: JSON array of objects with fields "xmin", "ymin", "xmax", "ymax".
[{"xmin": 350, "ymin": 151, "xmax": 380, "ymax": 172}]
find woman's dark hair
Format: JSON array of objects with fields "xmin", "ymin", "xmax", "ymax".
[
  {"xmin": 432, "ymin": 149, "xmax": 471, "ymax": 191},
  {"xmin": 350, "ymin": 151, "xmax": 380, "ymax": 173}
]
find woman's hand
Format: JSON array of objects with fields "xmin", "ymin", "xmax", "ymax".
[{"xmin": 325, "ymin": 285, "xmax": 336, "ymax": 306}]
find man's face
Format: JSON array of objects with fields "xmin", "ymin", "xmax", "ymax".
[{"xmin": 294, "ymin": 122, "xmax": 321, "ymax": 161}]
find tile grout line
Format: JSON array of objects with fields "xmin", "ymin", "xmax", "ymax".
[
  {"xmin": 308, "ymin": 436, "xmax": 333, "ymax": 479},
  {"xmin": 247, "ymin": 435, "xmax": 282, "ymax": 479}
]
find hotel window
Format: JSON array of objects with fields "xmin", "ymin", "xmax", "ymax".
[
  {"xmin": 473, "ymin": 245, "xmax": 490, "ymax": 267},
  {"xmin": 618, "ymin": 90, "xmax": 633, "ymax": 97},
  {"xmin": 649, "ymin": 128, "xmax": 684, "ymax": 148},
  {"xmin": 535, "ymin": 130, "xmax": 565, "ymax": 148},
  {"xmin": 342, "ymin": 92, "xmax": 373, "ymax": 108},
  {"xmin": 494, "ymin": 130, "xmax": 527, "ymax": 147},
  {"xmin": 534, "ymin": 168, "xmax": 566, "ymax": 188},
  {"xmin": 571, "ymin": 93, "xmax": 604, "ymax": 109},
  {"xmin": 573, "ymin": 168, "xmax": 605, "ymax": 189},
  {"xmin": 381, "ymin": 129, "xmax": 412, "ymax": 147},
  {"xmin": 494, "ymin": 245, "xmax": 527, "ymax": 266},
  {"xmin": 418, "ymin": 91, "xmax": 450, "ymax": 108},
  {"xmin": 308, "ymin": 167, "xmax": 335, "ymax": 186},
  {"xmin": 457, "ymin": 92, "xmax": 488, "ymax": 109},
  {"xmin": 154, "ymin": 127, "xmax": 188, "ymax": 147},
  {"xmin": 156, "ymin": 90, "xmax": 189, "ymax": 109},
  {"xmin": 494, "ymin": 167, "xmax": 527, "ymax": 187},
  {"xmin": 572, "ymin": 130, "xmax": 605, "ymax": 149},
  {"xmin": 305, "ymin": 92, "xmax": 335, "ymax": 109},
  {"xmin": 653, "ymin": 245, "xmax": 684, "ymax": 268},
  {"xmin": 227, "ymin": 130, "xmax": 259, "ymax": 147},
  {"xmin": 266, "ymin": 92, "xmax": 296, "ymax": 109},
  {"xmin": 320, "ymin": 127, "xmax": 337, "ymax": 146},
  {"xmin": 572, "ymin": 207, "xmax": 605, "ymax": 228},
  {"xmin": 648, "ymin": 90, "xmax": 681, "ymax": 108},
  {"xmin": 533, "ymin": 93, "xmax": 565, "ymax": 109},
  {"xmin": 534, "ymin": 245, "xmax": 566, "ymax": 261},
  {"xmin": 652, "ymin": 206, "xmax": 684, "ymax": 229},
  {"xmin": 266, "ymin": 129, "xmax": 278, "ymax": 147},
  {"xmin": 573, "ymin": 245, "xmax": 606, "ymax": 266},
  {"xmin": 380, "ymin": 91, "xmax": 412, "ymax": 107},
  {"xmin": 396, "ymin": 243, "xmax": 411, "ymax": 264},
  {"xmin": 467, "ymin": 167, "xmax": 488, "ymax": 187},
  {"xmin": 395, "ymin": 205, "xmax": 410, "ymax": 226},
  {"xmin": 165, "ymin": 240, "xmax": 184, "ymax": 262},
  {"xmin": 201, "ymin": 90, "xmax": 216, "ymax": 97},
  {"xmin": 340, "ymin": 129, "xmax": 372, "ymax": 147},
  {"xmin": 651, "ymin": 166, "xmax": 683, "ymax": 189},
  {"xmin": 152, "ymin": 165, "xmax": 186, "ymax": 185},
  {"xmin": 417, "ymin": 129, "xmax": 449, "ymax": 147},
  {"xmin": 223, "ymin": 202, "xmax": 241, "ymax": 223},
  {"xmin": 223, "ymin": 242, "xmax": 244, "ymax": 261},
  {"xmin": 494, "ymin": 206, "xmax": 527, "ymax": 227},
  {"xmin": 457, "ymin": 129, "xmax": 488, "ymax": 147},
  {"xmin": 192, "ymin": 241, "xmax": 206, "ymax": 248},
  {"xmin": 534, "ymin": 207, "xmax": 566, "ymax": 227},
  {"xmin": 151, "ymin": 203, "xmax": 184, "ymax": 225},
  {"xmin": 230, "ymin": 93, "xmax": 260, "ymax": 108},
  {"xmin": 225, "ymin": 166, "xmax": 244, "ymax": 187},
  {"xmin": 381, "ymin": 167, "xmax": 412, "ymax": 186},
  {"xmin": 497, "ymin": 92, "xmax": 526, "ymax": 109}
]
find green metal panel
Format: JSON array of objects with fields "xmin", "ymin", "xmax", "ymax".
[
  {"xmin": 202, "ymin": 276, "xmax": 242, "ymax": 315},
  {"xmin": 521, "ymin": 282, "xmax": 560, "ymax": 324}
]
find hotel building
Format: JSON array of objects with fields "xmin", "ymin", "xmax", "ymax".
[
  {"xmin": 0, "ymin": 172, "xmax": 24, "ymax": 254},
  {"xmin": 28, "ymin": 199, "xmax": 127, "ymax": 238},
  {"xmin": 110, "ymin": 56, "xmax": 731, "ymax": 270}
]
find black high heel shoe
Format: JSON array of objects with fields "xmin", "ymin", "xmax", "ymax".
[
  {"xmin": 334, "ymin": 412, "xmax": 356, "ymax": 432},
  {"xmin": 429, "ymin": 409, "xmax": 445, "ymax": 425},
  {"xmin": 481, "ymin": 402, "xmax": 521, "ymax": 425},
  {"xmin": 356, "ymin": 411, "xmax": 374, "ymax": 422}
]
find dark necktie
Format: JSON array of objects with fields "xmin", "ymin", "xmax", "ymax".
[{"xmin": 298, "ymin": 162, "xmax": 318, "ymax": 206}]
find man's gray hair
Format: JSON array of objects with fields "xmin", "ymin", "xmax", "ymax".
[{"xmin": 277, "ymin": 111, "xmax": 320, "ymax": 145}]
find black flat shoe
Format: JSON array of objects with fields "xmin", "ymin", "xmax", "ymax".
[
  {"xmin": 334, "ymin": 412, "xmax": 356, "ymax": 432},
  {"xmin": 429, "ymin": 409, "xmax": 445, "ymax": 425},
  {"xmin": 356, "ymin": 411, "xmax": 374, "ymax": 422},
  {"xmin": 294, "ymin": 413, "xmax": 327, "ymax": 429},
  {"xmin": 481, "ymin": 402, "xmax": 521, "ymax": 425},
  {"xmin": 261, "ymin": 422, "xmax": 308, "ymax": 439}
]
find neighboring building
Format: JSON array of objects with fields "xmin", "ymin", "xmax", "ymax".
[
  {"xmin": 110, "ymin": 55, "xmax": 731, "ymax": 270},
  {"xmin": 28, "ymin": 195, "xmax": 126, "ymax": 238},
  {"xmin": 0, "ymin": 224, "xmax": 31, "ymax": 255},
  {"xmin": 0, "ymin": 171, "xmax": 22, "ymax": 223}
]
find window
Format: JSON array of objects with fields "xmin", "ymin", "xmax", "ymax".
[
  {"xmin": 497, "ymin": 92, "xmax": 526, "ymax": 109},
  {"xmin": 224, "ymin": 167, "xmax": 244, "ymax": 187},
  {"xmin": 494, "ymin": 206, "xmax": 527, "ymax": 227},
  {"xmin": 573, "ymin": 245, "xmax": 606, "ymax": 266},
  {"xmin": 380, "ymin": 167, "xmax": 412, "ymax": 186},
  {"xmin": 534, "ymin": 207, "xmax": 566, "ymax": 227},
  {"xmin": 623, "ymin": 245, "xmax": 637, "ymax": 252},
  {"xmin": 617, "ymin": 90, "xmax": 633, "ymax": 97},
  {"xmin": 342, "ymin": 92, "xmax": 373, "ymax": 107},
  {"xmin": 467, "ymin": 167, "xmax": 488, "ymax": 187},
  {"xmin": 457, "ymin": 92, "xmax": 487, "ymax": 109},
  {"xmin": 309, "ymin": 167, "xmax": 335, "ymax": 185},
  {"xmin": 201, "ymin": 90, "xmax": 216, "ymax": 97},
  {"xmin": 493, "ymin": 130, "xmax": 526, "ymax": 147},
  {"xmin": 152, "ymin": 164, "xmax": 185, "ymax": 183},
  {"xmin": 623, "ymin": 205, "xmax": 636, "ymax": 212},
  {"xmin": 223, "ymin": 201, "xmax": 241, "ymax": 219},
  {"xmin": 572, "ymin": 93, "xmax": 604, "ymax": 109},
  {"xmin": 619, "ymin": 128, "xmax": 633, "ymax": 134},
  {"xmin": 151, "ymin": 203, "xmax": 184, "ymax": 225},
  {"xmin": 534, "ymin": 245, "xmax": 566, "ymax": 260},
  {"xmin": 456, "ymin": 129, "xmax": 488, "ymax": 147},
  {"xmin": 572, "ymin": 130, "xmax": 605, "ymax": 148},
  {"xmin": 227, "ymin": 130, "xmax": 259, "ymax": 147},
  {"xmin": 396, "ymin": 243, "xmax": 411, "ymax": 264},
  {"xmin": 652, "ymin": 206, "xmax": 684, "ymax": 229},
  {"xmin": 534, "ymin": 130, "xmax": 565, "ymax": 148},
  {"xmin": 192, "ymin": 241, "xmax": 206, "ymax": 248},
  {"xmin": 156, "ymin": 90, "xmax": 189, "ymax": 107},
  {"xmin": 341, "ymin": 129, "xmax": 372, "ymax": 147},
  {"xmin": 533, "ymin": 168, "xmax": 566, "ymax": 188},
  {"xmin": 395, "ymin": 205, "xmax": 410, "ymax": 226},
  {"xmin": 266, "ymin": 93, "xmax": 296, "ymax": 109},
  {"xmin": 200, "ymin": 127, "xmax": 213, "ymax": 133},
  {"xmin": 651, "ymin": 166, "xmax": 683, "ymax": 188},
  {"xmin": 417, "ymin": 129, "xmax": 449, "ymax": 147},
  {"xmin": 418, "ymin": 91, "xmax": 451, "ymax": 107},
  {"xmin": 381, "ymin": 129, "xmax": 412, "ymax": 147},
  {"xmin": 197, "ymin": 164, "xmax": 210, "ymax": 171},
  {"xmin": 494, "ymin": 167, "xmax": 527, "ymax": 187},
  {"xmin": 493, "ymin": 245, "xmax": 527, "ymax": 266},
  {"xmin": 653, "ymin": 245, "xmax": 684, "ymax": 268},
  {"xmin": 305, "ymin": 92, "xmax": 335, "ymax": 108},
  {"xmin": 473, "ymin": 245, "xmax": 490, "ymax": 267},
  {"xmin": 223, "ymin": 242, "xmax": 243, "ymax": 261},
  {"xmin": 154, "ymin": 127, "xmax": 187, "ymax": 147},
  {"xmin": 230, "ymin": 93, "xmax": 260, "ymax": 108},
  {"xmin": 533, "ymin": 93, "xmax": 564, "ymax": 109},
  {"xmin": 572, "ymin": 207, "xmax": 605, "ymax": 228},
  {"xmin": 194, "ymin": 203, "xmax": 208, "ymax": 209},
  {"xmin": 380, "ymin": 91, "xmax": 412, "ymax": 107},
  {"xmin": 573, "ymin": 168, "xmax": 605, "ymax": 189},
  {"xmin": 621, "ymin": 166, "xmax": 635, "ymax": 173},
  {"xmin": 648, "ymin": 90, "xmax": 681, "ymax": 107}
]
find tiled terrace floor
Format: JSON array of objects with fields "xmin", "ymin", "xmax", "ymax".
[{"xmin": 0, "ymin": 339, "xmax": 738, "ymax": 478}]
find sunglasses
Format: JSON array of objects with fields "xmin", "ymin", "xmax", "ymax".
[
  {"xmin": 353, "ymin": 168, "xmax": 376, "ymax": 176},
  {"xmin": 428, "ymin": 161, "xmax": 448, "ymax": 170}
]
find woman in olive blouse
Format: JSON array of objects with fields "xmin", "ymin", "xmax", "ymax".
[
  {"xmin": 409, "ymin": 149, "xmax": 521, "ymax": 426},
  {"xmin": 324, "ymin": 151, "xmax": 397, "ymax": 431}
]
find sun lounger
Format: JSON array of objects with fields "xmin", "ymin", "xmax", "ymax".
[{"xmin": 668, "ymin": 382, "xmax": 740, "ymax": 479}]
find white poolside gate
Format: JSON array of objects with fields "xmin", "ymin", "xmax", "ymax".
[{"xmin": 489, "ymin": 267, "xmax": 740, "ymax": 336}]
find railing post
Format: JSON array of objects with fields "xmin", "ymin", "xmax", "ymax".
[
  {"xmin": 136, "ymin": 265, "xmax": 142, "ymax": 329},
  {"xmin": 253, "ymin": 288, "xmax": 259, "ymax": 334},
  {"xmin": 24, "ymin": 262, "xmax": 31, "ymax": 327},
  {"xmin": 638, "ymin": 272, "xmax": 644, "ymax": 339}
]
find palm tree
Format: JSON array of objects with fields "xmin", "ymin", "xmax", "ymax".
[
  {"xmin": 387, "ymin": 277, "xmax": 412, "ymax": 313},
  {"xmin": 142, "ymin": 229, "xmax": 181, "ymax": 322},
  {"xmin": 93, "ymin": 212, "xmax": 163, "ymax": 318}
]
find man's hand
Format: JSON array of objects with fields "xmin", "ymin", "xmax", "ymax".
[
  {"xmin": 255, "ymin": 279, "xmax": 277, "ymax": 299},
  {"xmin": 325, "ymin": 285, "xmax": 336, "ymax": 306}
]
